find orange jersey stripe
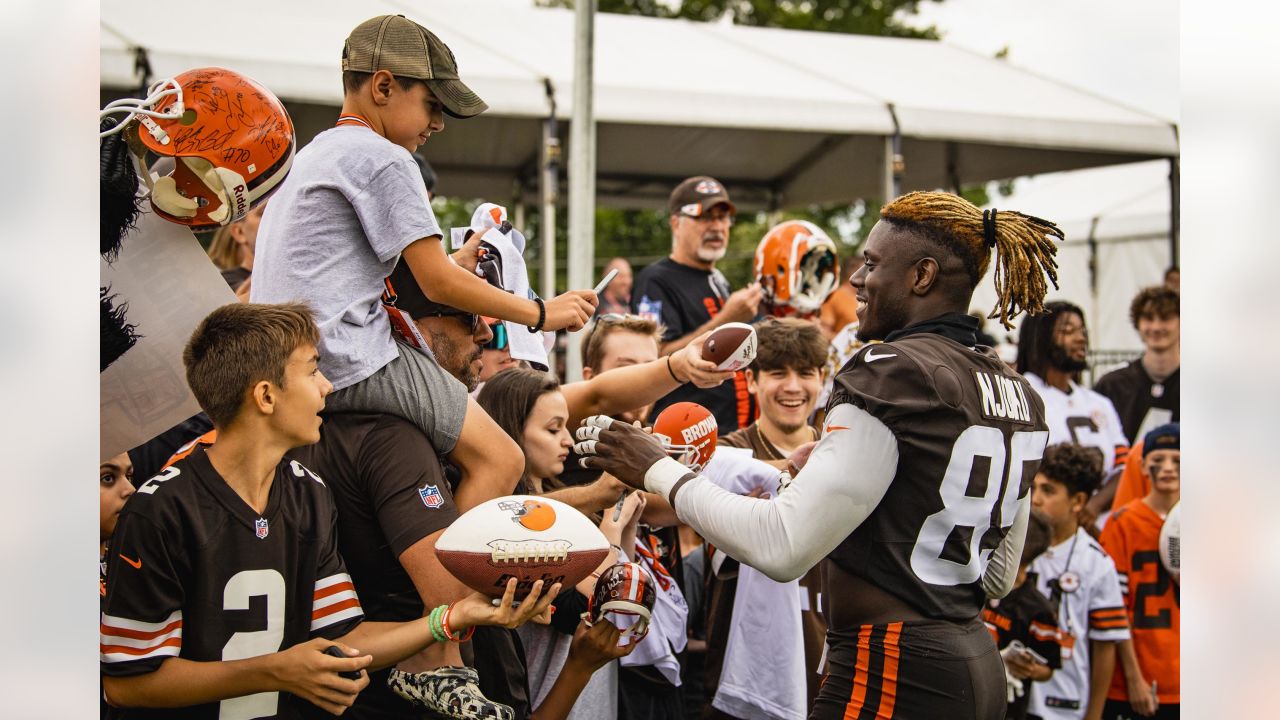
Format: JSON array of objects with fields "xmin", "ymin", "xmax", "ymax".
[
  {"xmin": 312, "ymin": 597, "xmax": 361, "ymax": 621},
  {"xmin": 100, "ymin": 619, "xmax": 182, "ymax": 642},
  {"xmin": 876, "ymin": 622, "xmax": 903, "ymax": 719},
  {"xmin": 314, "ymin": 581, "xmax": 356, "ymax": 602},
  {"xmin": 100, "ymin": 637, "xmax": 182, "ymax": 656},
  {"xmin": 842, "ymin": 625, "xmax": 874, "ymax": 719}
]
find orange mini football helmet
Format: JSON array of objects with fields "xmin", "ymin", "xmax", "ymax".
[
  {"xmin": 100, "ymin": 67, "xmax": 295, "ymax": 231},
  {"xmin": 754, "ymin": 220, "xmax": 840, "ymax": 318},
  {"xmin": 652, "ymin": 402, "xmax": 718, "ymax": 472}
]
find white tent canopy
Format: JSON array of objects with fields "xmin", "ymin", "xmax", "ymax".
[
  {"xmin": 101, "ymin": 0, "xmax": 1177, "ymax": 210},
  {"xmin": 970, "ymin": 160, "xmax": 1173, "ymax": 352}
]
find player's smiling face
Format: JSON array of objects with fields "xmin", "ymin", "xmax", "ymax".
[
  {"xmin": 274, "ymin": 343, "xmax": 333, "ymax": 446},
  {"xmin": 750, "ymin": 366, "xmax": 822, "ymax": 434},
  {"xmin": 852, "ymin": 221, "xmax": 914, "ymax": 342}
]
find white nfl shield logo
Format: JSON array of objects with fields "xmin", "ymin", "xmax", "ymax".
[
  {"xmin": 419, "ymin": 483, "xmax": 444, "ymax": 509},
  {"xmin": 254, "ymin": 517, "xmax": 269, "ymax": 539},
  {"xmin": 695, "ymin": 180, "xmax": 722, "ymax": 195}
]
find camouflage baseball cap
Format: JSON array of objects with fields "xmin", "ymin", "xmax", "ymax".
[{"xmin": 342, "ymin": 15, "xmax": 488, "ymax": 119}]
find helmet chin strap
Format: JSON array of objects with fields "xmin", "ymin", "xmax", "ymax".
[{"xmin": 99, "ymin": 78, "xmax": 184, "ymax": 139}]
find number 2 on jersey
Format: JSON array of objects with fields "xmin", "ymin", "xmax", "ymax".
[
  {"xmin": 219, "ymin": 569, "xmax": 286, "ymax": 719},
  {"xmin": 910, "ymin": 426, "xmax": 1048, "ymax": 586}
]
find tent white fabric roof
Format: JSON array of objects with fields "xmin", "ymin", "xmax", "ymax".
[
  {"xmin": 101, "ymin": 0, "xmax": 1178, "ymax": 209},
  {"xmin": 970, "ymin": 161, "xmax": 1173, "ymax": 351}
]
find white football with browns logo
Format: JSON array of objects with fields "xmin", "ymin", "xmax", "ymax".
[
  {"xmin": 702, "ymin": 322, "xmax": 757, "ymax": 371},
  {"xmin": 436, "ymin": 495, "xmax": 610, "ymax": 597}
]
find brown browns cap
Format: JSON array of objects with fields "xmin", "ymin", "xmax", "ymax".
[
  {"xmin": 342, "ymin": 15, "xmax": 488, "ymax": 118},
  {"xmin": 668, "ymin": 176, "xmax": 736, "ymax": 217}
]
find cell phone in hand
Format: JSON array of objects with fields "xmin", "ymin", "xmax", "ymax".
[
  {"xmin": 323, "ymin": 645, "xmax": 364, "ymax": 680},
  {"xmin": 1007, "ymin": 639, "xmax": 1049, "ymax": 665}
]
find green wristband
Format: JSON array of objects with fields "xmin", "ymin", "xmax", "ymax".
[{"xmin": 428, "ymin": 604, "xmax": 449, "ymax": 644}]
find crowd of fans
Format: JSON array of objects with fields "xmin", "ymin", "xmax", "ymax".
[{"xmin": 99, "ymin": 13, "xmax": 1181, "ymax": 720}]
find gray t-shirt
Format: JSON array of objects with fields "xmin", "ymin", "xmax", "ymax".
[
  {"xmin": 252, "ymin": 126, "xmax": 443, "ymax": 390},
  {"xmin": 517, "ymin": 623, "xmax": 617, "ymax": 720}
]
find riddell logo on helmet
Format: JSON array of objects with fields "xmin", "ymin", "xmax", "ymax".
[
  {"xmin": 231, "ymin": 184, "xmax": 248, "ymax": 219},
  {"xmin": 681, "ymin": 416, "xmax": 717, "ymax": 444}
]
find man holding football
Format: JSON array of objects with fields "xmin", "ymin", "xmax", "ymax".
[{"xmin": 577, "ymin": 191, "xmax": 1064, "ymax": 719}]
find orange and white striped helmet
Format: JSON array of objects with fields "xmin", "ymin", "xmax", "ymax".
[
  {"xmin": 585, "ymin": 561, "xmax": 657, "ymax": 641},
  {"xmin": 100, "ymin": 67, "xmax": 295, "ymax": 231},
  {"xmin": 754, "ymin": 220, "xmax": 840, "ymax": 318}
]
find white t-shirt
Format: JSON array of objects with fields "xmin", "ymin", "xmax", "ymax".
[
  {"xmin": 701, "ymin": 448, "xmax": 807, "ymax": 720},
  {"xmin": 1025, "ymin": 372, "xmax": 1130, "ymax": 473},
  {"xmin": 1028, "ymin": 527, "xmax": 1131, "ymax": 720},
  {"xmin": 252, "ymin": 126, "xmax": 443, "ymax": 390}
]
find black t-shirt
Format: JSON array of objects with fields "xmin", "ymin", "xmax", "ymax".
[
  {"xmin": 221, "ymin": 266, "xmax": 251, "ymax": 291},
  {"xmin": 631, "ymin": 257, "xmax": 756, "ymax": 433},
  {"xmin": 983, "ymin": 578, "xmax": 1063, "ymax": 720},
  {"xmin": 290, "ymin": 412, "xmax": 461, "ymax": 720},
  {"xmin": 127, "ymin": 413, "xmax": 215, "ymax": 484},
  {"xmin": 825, "ymin": 316, "xmax": 1049, "ymax": 623},
  {"xmin": 100, "ymin": 447, "xmax": 363, "ymax": 719},
  {"xmin": 1093, "ymin": 359, "xmax": 1179, "ymax": 444}
]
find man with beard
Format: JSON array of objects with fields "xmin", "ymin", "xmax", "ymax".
[
  {"xmin": 577, "ymin": 191, "xmax": 1063, "ymax": 719},
  {"xmin": 289, "ymin": 257, "xmax": 517, "ymax": 719},
  {"xmin": 1016, "ymin": 302, "xmax": 1130, "ymax": 477},
  {"xmin": 633, "ymin": 176, "xmax": 761, "ymax": 433}
]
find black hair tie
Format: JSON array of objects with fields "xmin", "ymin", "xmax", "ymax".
[{"xmin": 982, "ymin": 208, "xmax": 998, "ymax": 248}]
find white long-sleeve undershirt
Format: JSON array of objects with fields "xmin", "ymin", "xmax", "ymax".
[
  {"xmin": 644, "ymin": 403, "xmax": 897, "ymax": 583},
  {"xmin": 644, "ymin": 402, "xmax": 1030, "ymax": 592}
]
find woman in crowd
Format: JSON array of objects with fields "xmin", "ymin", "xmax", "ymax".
[{"xmin": 478, "ymin": 368, "xmax": 646, "ymax": 720}]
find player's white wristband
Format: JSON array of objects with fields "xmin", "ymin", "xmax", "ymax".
[{"xmin": 644, "ymin": 456, "xmax": 693, "ymax": 503}]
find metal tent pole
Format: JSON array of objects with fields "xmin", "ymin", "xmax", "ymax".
[{"xmin": 566, "ymin": 0, "xmax": 597, "ymax": 382}]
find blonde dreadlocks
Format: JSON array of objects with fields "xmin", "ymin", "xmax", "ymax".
[{"xmin": 880, "ymin": 191, "xmax": 1062, "ymax": 329}]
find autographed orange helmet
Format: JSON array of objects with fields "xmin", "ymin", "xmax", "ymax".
[
  {"xmin": 652, "ymin": 402, "xmax": 718, "ymax": 472},
  {"xmin": 754, "ymin": 220, "xmax": 840, "ymax": 318},
  {"xmin": 100, "ymin": 67, "xmax": 295, "ymax": 231}
]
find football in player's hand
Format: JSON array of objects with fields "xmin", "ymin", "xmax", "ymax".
[
  {"xmin": 702, "ymin": 322, "xmax": 757, "ymax": 372},
  {"xmin": 436, "ymin": 496, "xmax": 610, "ymax": 597}
]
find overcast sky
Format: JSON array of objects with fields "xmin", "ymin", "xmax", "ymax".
[
  {"xmin": 904, "ymin": 0, "xmax": 1179, "ymax": 222},
  {"xmin": 908, "ymin": 0, "xmax": 1178, "ymax": 120}
]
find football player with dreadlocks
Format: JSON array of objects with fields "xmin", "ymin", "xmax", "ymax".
[{"xmin": 576, "ymin": 191, "xmax": 1063, "ymax": 719}]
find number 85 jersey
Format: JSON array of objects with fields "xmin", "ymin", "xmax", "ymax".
[
  {"xmin": 100, "ymin": 446, "xmax": 363, "ymax": 719},
  {"xmin": 826, "ymin": 333, "xmax": 1048, "ymax": 621}
]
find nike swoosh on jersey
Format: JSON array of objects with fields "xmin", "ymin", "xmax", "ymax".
[
  {"xmin": 119, "ymin": 554, "xmax": 142, "ymax": 569},
  {"xmin": 863, "ymin": 348, "xmax": 897, "ymax": 363}
]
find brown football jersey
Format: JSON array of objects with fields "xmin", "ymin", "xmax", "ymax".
[{"xmin": 825, "ymin": 332, "xmax": 1049, "ymax": 622}]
